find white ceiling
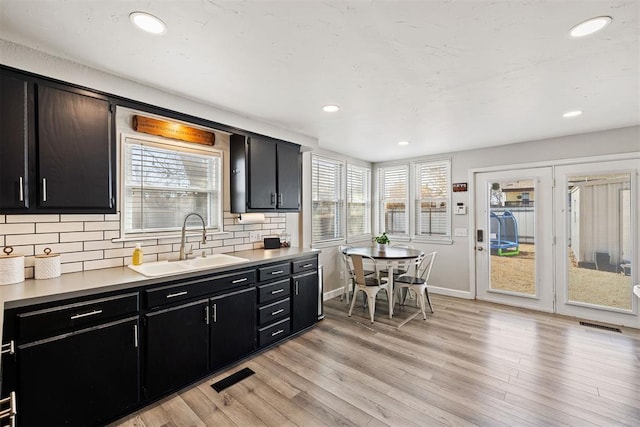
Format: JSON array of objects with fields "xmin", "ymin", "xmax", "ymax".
[{"xmin": 1, "ymin": 0, "xmax": 638, "ymax": 162}]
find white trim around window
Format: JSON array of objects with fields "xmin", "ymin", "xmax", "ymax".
[
  {"xmin": 311, "ymin": 155, "xmax": 345, "ymax": 244},
  {"xmin": 346, "ymin": 163, "xmax": 372, "ymax": 241}
]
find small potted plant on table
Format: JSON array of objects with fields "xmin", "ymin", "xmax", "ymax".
[{"xmin": 373, "ymin": 232, "xmax": 390, "ymax": 251}]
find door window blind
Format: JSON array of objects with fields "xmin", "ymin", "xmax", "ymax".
[
  {"xmin": 347, "ymin": 164, "xmax": 371, "ymax": 239},
  {"xmin": 123, "ymin": 138, "xmax": 222, "ymax": 234},
  {"xmin": 312, "ymin": 155, "xmax": 344, "ymax": 243},
  {"xmin": 414, "ymin": 160, "xmax": 451, "ymax": 239},
  {"xmin": 378, "ymin": 165, "xmax": 409, "ymax": 236}
]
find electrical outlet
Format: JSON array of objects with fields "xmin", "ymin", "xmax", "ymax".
[
  {"xmin": 339, "ymin": 271, "xmax": 344, "ymax": 279},
  {"xmin": 249, "ymin": 231, "xmax": 261, "ymax": 242}
]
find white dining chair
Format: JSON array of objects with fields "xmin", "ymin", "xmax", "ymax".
[
  {"xmin": 347, "ymin": 254, "xmax": 392, "ymax": 323},
  {"xmin": 394, "ymin": 251, "xmax": 437, "ymax": 319},
  {"xmin": 339, "ymin": 245, "xmax": 375, "ymax": 305}
]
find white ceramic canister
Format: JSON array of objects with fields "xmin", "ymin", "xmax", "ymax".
[
  {"xmin": 0, "ymin": 246, "xmax": 25, "ymax": 285},
  {"xmin": 34, "ymin": 247, "xmax": 61, "ymax": 280}
]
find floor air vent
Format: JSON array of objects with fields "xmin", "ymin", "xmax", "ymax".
[{"xmin": 579, "ymin": 321, "xmax": 621, "ymax": 333}]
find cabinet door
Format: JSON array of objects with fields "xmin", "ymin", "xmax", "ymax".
[
  {"xmin": 210, "ymin": 287, "xmax": 256, "ymax": 370},
  {"xmin": 276, "ymin": 142, "xmax": 301, "ymax": 210},
  {"xmin": 292, "ymin": 271, "xmax": 319, "ymax": 332},
  {"xmin": 36, "ymin": 84, "xmax": 114, "ymax": 210},
  {"xmin": 247, "ymin": 138, "xmax": 277, "ymax": 209},
  {"xmin": 0, "ymin": 70, "xmax": 30, "ymax": 210},
  {"xmin": 144, "ymin": 299, "xmax": 209, "ymax": 398},
  {"xmin": 16, "ymin": 317, "xmax": 140, "ymax": 427}
]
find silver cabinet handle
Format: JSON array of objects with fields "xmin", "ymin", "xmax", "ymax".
[
  {"xmin": 0, "ymin": 391, "xmax": 17, "ymax": 426},
  {"xmin": 302, "ymin": 264, "xmax": 313, "ymax": 268},
  {"xmin": 42, "ymin": 178, "xmax": 47, "ymax": 202},
  {"xmin": 212, "ymin": 303, "xmax": 217, "ymax": 323},
  {"xmin": 271, "ymin": 309, "xmax": 284, "ymax": 316},
  {"xmin": 295, "ymin": 280, "xmax": 299, "ymax": 295},
  {"xmin": 278, "ymin": 193, "xmax": 283, "ymax": 205},
  {"xmin": 166, "ymin": 291, "xmax": 187, "ymax": 299},
  {"xmin": 133, "ymin": 325, "xmax": 138, "ymax": 348},
  {"xmin": 232, "ymin": 277, "xmax": 248, "ymax": 284},
  {"xmin": 205, "ymin": 305, "xmax": 210, "ymax": 325},
  {"xmin": 271, "ymin": 329, "xmax": 284, "ymax": 337},
  {"xmin": 271, "ymin": 193, "xmax": 276, "ymax": 205},
  {"xmin": 271, "ymin": 289, "xmax": 284, "ymax": 295},
  {"xmin": 18, "ymin": 177, "xmax": 24, "ymax": 202},
  {"xmin": 70, "ymin": 309, "xmax": 102, "ymax": 320},
  {"xmin": 0, "ymin": 341, "xmax": 15, "ymax": 356},
  {"xmin": 271, "ymin": 270, "xmax": 284, "ymax": 275}
]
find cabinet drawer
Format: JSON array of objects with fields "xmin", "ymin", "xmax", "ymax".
[
  {"xmin": 258, "ymin": 278, "xmax": 290, "ymax": 304},
  {"xmin": 258, "ymin": 318, "xmax": 291, "ymax": 348},
  {"xmin": 292, "ymin": 257, "xmax": 318, "ymax": 274},
  {"xmin": 146, "ymin": 269, "xmax": 256, "ymax": 308},
  {"xmin": 258, "ymin": 263, "xmax": 290, "ymax": 282},
  {"xmin": 17, "ymin": 293, "xmax": 139, "ymax": 341},
  {"xmin": 258, "ymin": 298, "xmax": 291, "ymax": 326}
]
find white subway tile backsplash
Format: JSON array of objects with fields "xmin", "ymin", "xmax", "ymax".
[
  {"xmin": 36, "ymin": 222, "xmax": 83, "ymax": 233},
  {"xmin": 84, "ymin": 258, "xmax": 123, "ymax": 271},
  {"xmin": 7, "ymin": 214, "xmax": 59, "ymax": 223},
  {"xmin": 0, "ymin": 223, "xmax": 35, "ymax": 235},
  {"xmin": 84, "ymin": 221, "xmax": 120, "ymax": 231},
  {"xmin": 61, "ymin": 251, "xmax": 104, "ymax": 263},
  {"xmin": 11, "ymin": 210, "xmax": 292, "ymax": 278},
  {"xmin": 61, "ymin": 214, "xmax": 104, "ymax": 222},
  {"xmin": 7, "ymin": 233, "xmax": 58, "ymax": 246},
  {"xmin": 60, "ymin": 231, "xmax": 104, "ymax": 243},
  {"xmin": 35, "ymin": 242, "xmax": 83, "ymax": 254},
  {"xmin": 0, "ymin": 215, "xmax": 5, "ymax": 223}
]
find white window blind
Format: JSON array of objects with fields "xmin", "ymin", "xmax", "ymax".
[
  {"xmin": 123, "ymin": 138, "xmax": 222, "ymax": 235},
  {"xmin": 378, "ymin": 165, "xmax": 409, "ymax": 236},
  {"xmin": 347, "ymin": 164, "xmax": 371, "ymax": 239},
  {"xmin": 312, "ymin": 155, "xmax": 344, "ymax": 243},
  {"xmin": 414, "ymin": 160, "xmax": 451, "ymax": 239}
]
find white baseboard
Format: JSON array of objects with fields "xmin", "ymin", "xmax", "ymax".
[{"xmin": 323, "ymin": 287, "xmax": 344, "ymax": 301}]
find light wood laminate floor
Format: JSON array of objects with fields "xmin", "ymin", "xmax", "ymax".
[{"xmin": 114, "ymin": 295, "xmax": 640, "ymax": 426}]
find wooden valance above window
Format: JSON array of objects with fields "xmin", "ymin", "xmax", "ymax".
[{"xmin": 132, "ymin": 115, "xmax": 215, "ymax": 146}]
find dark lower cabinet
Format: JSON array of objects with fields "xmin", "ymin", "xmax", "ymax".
[
  {"xmin": 144, "ymin": 299, "xmax": 209, "ymax": 398},
  {"xmin": 210, "ymin": 287, "xmax": 256, "ymax": 370},
  {"xmin": 292, "ymin": 271, "xmax": 319, "ymax": 332},
  {"xmin": 16, "ymin": 317, "xmax": 140, "ymax": 427}
]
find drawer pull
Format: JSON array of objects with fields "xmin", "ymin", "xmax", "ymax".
[
  {"xmin": 302, "ymin": 264, "xmax": 313, "ymax": 268},
  {"xmin": 271, "ymin": 329, "xmax": 284, "ymax": 337},
  {"xmin": 133, "ymin": 324, "xmax": 138, "ymax": 348},
  {"xmin": 271, "ymin": 270, "xmax": 284, "ymax": 275},
  {"xmin": 271, "ymin": 289, "xmax": 284, "ymax": 295},
  {"xmin": 271, "ymin": 309, "xmax": 284, "ymax": 316},
  {"xmin": 0, "ymin": 341, "xmax": 15, "ymax": 356},
  {"xmin": 232, "ymin": 277, "xmax": 248, "ymax": 284},
  {"xmin": 0, "ymin": 391, "xmax": 17, "ymax": 426},
  {"xmin": 70, "ymin": 309, "xmax": 102, "ymax": 320},
  {"xmin": 166, "ymin": 291, "xmax": 188, "ymax": 299}
]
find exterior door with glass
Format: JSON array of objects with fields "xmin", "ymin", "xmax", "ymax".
[
  {"xmin": 475, "ymin": 168, "xmax": 554, "ymax": 312},
  {"xmin": 555, "ymin": 159, "xmax": 638, "ymax": 327}
]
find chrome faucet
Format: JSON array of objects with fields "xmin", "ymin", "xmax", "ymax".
[{"xmin": 179, "ymin": 213, "xmax": 207, "ymax": 260}]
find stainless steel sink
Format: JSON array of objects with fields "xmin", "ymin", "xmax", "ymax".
[{"xmin": 128, "ymin": 253, "xmax": 250, "ymax": 277}]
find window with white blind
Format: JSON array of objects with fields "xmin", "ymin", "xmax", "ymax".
[
  {"xmin": 415, "ymin": 160, "xmax": 451, "ymax": 240},
  {"xmin": 347, "ymin": 164, "xmax": 371, "ymax": 239},
  {"xmin": 312, "ymin": 155, "xmax": 344, "ymax": 243},
  {"xmin": 378, "ymin": 165, "xmax": 409, "ymax": 237},
  {"xmin": 122, "ymin": 137, "xmax": 222, "ymax": 236}
]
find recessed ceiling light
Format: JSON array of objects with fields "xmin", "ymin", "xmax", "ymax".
[
  {"xmin": 569, "ymin": 16, "xmax": 612, "ymax": 38},
  {"xmin": 322, "ymin": 105, "xmax": 340, "ymax": 113},
  {"xmin": 130, "ymin": 12, "xmax": 167, "ymax": 35},
  {"xmin": 563, "ymin": 110, "xmax": 583, "ymax": 118},
  {"xmin": 398, "ymin": 141, "xmax": 410, "ymax": 146}
]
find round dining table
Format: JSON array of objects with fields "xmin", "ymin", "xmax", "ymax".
[{"xmin": 342, "ymin": 246, "xmax": 423, "ymax": 317}]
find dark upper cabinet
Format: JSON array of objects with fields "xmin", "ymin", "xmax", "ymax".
[
  {"xmin": 230, "ymin": 134, "xmax": 301, "ymax": 212},
  {"xmin": 0, "ymin": 70, "xmax": 31, "ymax": 210},
  {"xmin": 35, "ymin": 84, "xmax": 114, "ymax": 211},
  {"xmin": 0, "ymin": 66, "xmax": 116, "ymax": 214},
  {"xmin": 209, "ymin": 287, "xmax": 256, "ymax": 370}
]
